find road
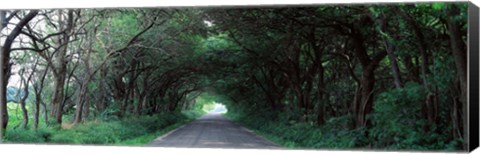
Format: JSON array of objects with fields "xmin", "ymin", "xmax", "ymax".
[{"xmin": 148, "ymin": 113, "xmax": 280, "ymax": 149}]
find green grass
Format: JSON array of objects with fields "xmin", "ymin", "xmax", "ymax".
[
  {"xmin": 224, "ymin": 110, "xmax": 461, "ymax": 151},
  {"xmin": 116, "ymin": 121, "xmax": 186, "ymax": 146},
  {"xmin": 224, "ymin": 111, "xmax": 371, "ymax": 150},
  {"xmin": 4, "ymin": 108, "xmax": 205, "ymax": 145},
  {"xmin": 117, "ymin": 110, "xmax": 205, "ymax": 146}
]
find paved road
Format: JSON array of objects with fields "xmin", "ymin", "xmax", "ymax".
[{"xmin": 148, "ymin": 113, "xmax": 279, "ymax": 149}]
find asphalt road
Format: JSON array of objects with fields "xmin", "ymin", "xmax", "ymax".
[{"xmin": 148, "ymin": 113, "xmax": 279, "ymax": 149}]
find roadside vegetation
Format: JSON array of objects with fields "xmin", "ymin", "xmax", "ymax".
[{"xmin": 3, "ymin": 101, "xmax": 209, "ymax": 145}]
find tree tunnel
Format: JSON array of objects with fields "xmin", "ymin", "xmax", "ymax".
[{"xmin": 0, "ymin": 3, "xmax": 470, "ymax": 150}]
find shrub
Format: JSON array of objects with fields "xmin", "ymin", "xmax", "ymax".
[
  {"xmin": 4, "ymin": 128, "xmax": 51, "ymax": 143},
  {"xmin": 5, "ymin": 111, "xmax": 201, "ymax": 145}
]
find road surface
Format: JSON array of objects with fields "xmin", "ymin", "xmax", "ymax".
[{"xmin": 148, "ymin": 113, "xmax": 279, "ymax": 149}]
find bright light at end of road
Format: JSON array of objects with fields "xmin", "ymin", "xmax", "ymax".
[{"xmin": 209, "ymin": 102, "xmax": 227, "ymax": 114}]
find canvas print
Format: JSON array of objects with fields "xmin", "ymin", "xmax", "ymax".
[{"xmin": 0, "ymin": 2, "xmax": 473, "ymax": 152}]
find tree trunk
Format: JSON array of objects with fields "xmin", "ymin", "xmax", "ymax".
[
  {"xmin": 19, "ymin": 74, "xmax": 32, "ymax": 129},
  {"xmin": 51, "ymin": 75, "xmax": 66, "ymax": 124},
  {"xmin": 20, "ymin": 96, "xmax": 29, "ymax": 129},
  {"xmin": 113, "ymin": 67, "xmax": 126, "ymax": 117},
  {"xmin": 0, "ymin": 46, "xmax": 9, "ymax": 137},
  {"xmin": 251, "ymin": 71, "xmax": 277, "ymax": 110},
  {"xmin": 0, "ymin": 10, "xmax": 38, "ymax": 140},
  {"xmin": 349, "ymin": 26, "xmax": 386, "ymax": 128},
  {"xmin": 73, "ymin": 83, "xmax": 87, "ymax": 124},
  {"xmin": 316, "ymin": 66, "xmax": 325, "ymax": 126},
  {"xmin": 34, "ymin": 60, "xmax": 49, "ymax": 129},
  {"xmin": 136, "ymin": 94, "xmax": 147, "ymax": 116},
  {"xmin": 392, "ymin": 6, "xmax": 430, "ymax": 87},
  {"xmin": 96, "ymin": 66, "xmax": 107, "ymax": 114},
  {"xmin": 0, "ymin": 12, "xmax": 6, "ymax": 140},
  {"xmin": 392, "ymin": 6, "xmax": 438, "ymax": 127},
  {"xmin": 387, "ymin": 48, "xmax": 403, "ymax": 89},
  {"xmin": 82, "ymin": 93, "xmax": 90, "ymax": 121},
  {"xmin": 137, "ymin": 72, "xmax": 151, "ymax": 116},
  {"xmin": 445, "ymin": 5, "xmax": 468, "ymax": 149},
  {"xmin": 41, "ymin": 101, "xmax": 48, "ymax": 126},
  {"xmin": 34, "ymin": 93, "xmax": 41, "ymax": 129},
  {"xmin": 74, "ymin": 38, "xmax": 93, "ymax": 124},
  {"xmin": 51, "ymin": 9, "xmax": 74, "ymax": 125},
  {"xmin": 355, "ymin": 65, "xmax": 376, "ymax": 127},
  {"xmin": 379, "ymin": 13, "xmax": 403, "ymax": 89}
]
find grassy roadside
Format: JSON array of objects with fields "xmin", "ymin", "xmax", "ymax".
[
  {"xmin": 223, "ymin": 111, "xmax": 460, "ymax": 151},
  {"xmin": 224, "ymin": 111, "xmax": 366, "ymax": 150},
  {"xmin": 116, "ymin": 121, "xmax": 186, "ymax": 146},
  {"xmin": 117, "ymin": 110, "xmax": 203, "ymax": 146},
  {"xmin": 4, "ymin": 110, "xmax": 204, "ymax": 145}
]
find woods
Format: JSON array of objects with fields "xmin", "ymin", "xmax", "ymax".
[{"xmin": 0, "ymin": 3, "xmax": 470, "ymax": 151}]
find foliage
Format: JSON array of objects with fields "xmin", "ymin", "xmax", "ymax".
[
  {"xmin": 4, "ymin": 111, "xmax": 201, "ymax": 145},
  {"xmin": 370, "ymin": 83, "xmax": 428, "ymax": 149},
  {"xmin": 225, "ymin": 111, "xmax": 366, "ymax": 149}
]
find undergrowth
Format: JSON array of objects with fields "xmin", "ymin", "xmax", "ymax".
[
  {"xmin": 225, "ymin": 89, "xmax": 461, "ymax": 152},
  {"xmin": 225, "ymin": 112, "xmax": 365, "ymax": 150},
  {"xmin": 4, "ymin": 110, "xmax": 204, "ymax": 145}
]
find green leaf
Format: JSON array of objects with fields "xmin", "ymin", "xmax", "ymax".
[{"xmin": 432, "ymin": 3, "xmax": 446, "ymax": 10}]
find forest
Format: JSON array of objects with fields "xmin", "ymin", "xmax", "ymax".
[{"xmin": 0, "ymin": 2, "xmax": 469, "ymax": 151}]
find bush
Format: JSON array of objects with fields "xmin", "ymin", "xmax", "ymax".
[
  {"xmin": 369, "ymin": 82, "xmax": 459, "ymax": 150},
  {"xmin": 223, "ymin": 81, "xmax": 460, "ymax": 151},
  {"xmin": 5, "ymin": 111, "xmax": 202, "ymax": 145},
  {"xmin": 4, "ymin": 128, "xmax": 52, "ymax": 143},
  {"xmin": 226, "ymin": 110, "xmax": 368, "ymax": 149},
  {"xmin": 369, "ymin": 82, "xmax": 426, "ymax": 149}
]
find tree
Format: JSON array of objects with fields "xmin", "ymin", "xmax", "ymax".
[{"xmin": 0, "ymin": 10, "xmax": 38, "ymax": 140}]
